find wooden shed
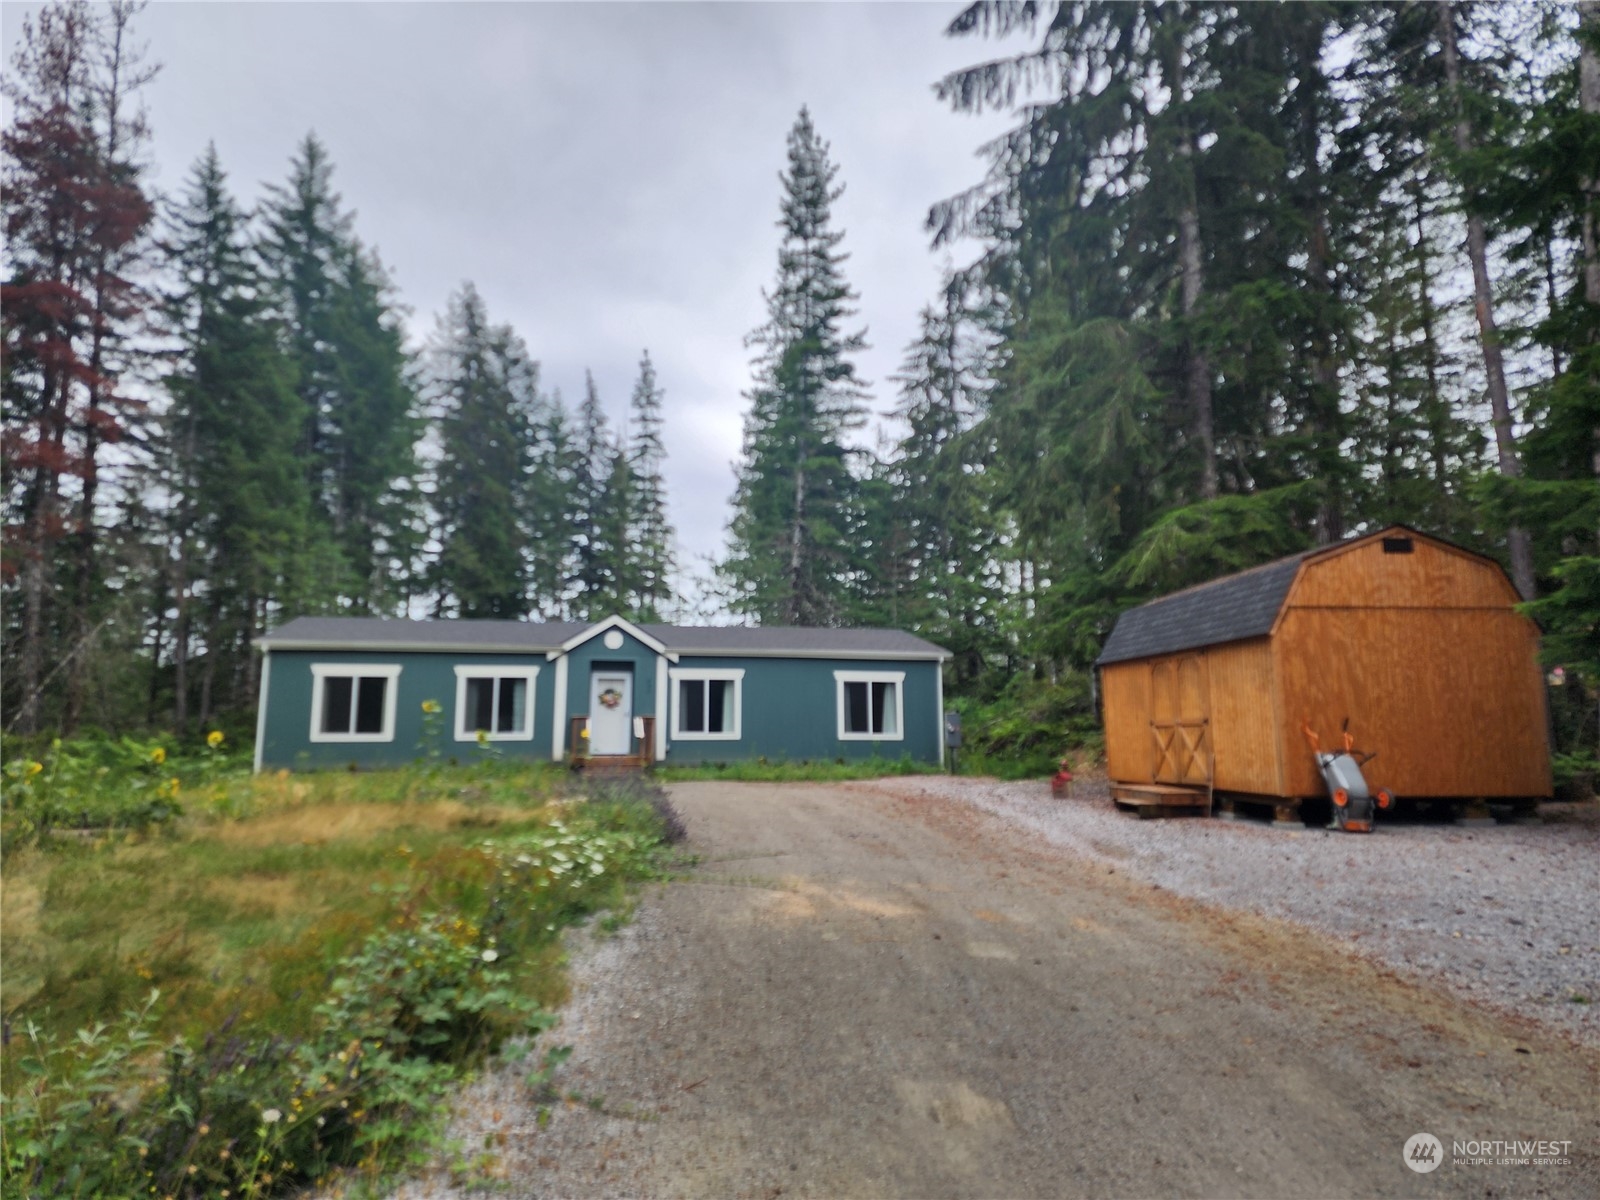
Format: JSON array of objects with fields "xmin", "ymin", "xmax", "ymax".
[{"xmin": 1095, "ymin": 526, "xmax": 1551, "ymax": 819}]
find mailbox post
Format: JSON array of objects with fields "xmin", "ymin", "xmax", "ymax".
[{"xmin": 944, "ymin": 710, "xmax": 962, "ymax": 774}]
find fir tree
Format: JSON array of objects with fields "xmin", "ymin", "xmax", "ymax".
[
  {"xmin": 428, "ymin": 283, "xmax": 535, "ymax": 619},
  {"xmin": 258, "ymin": 133, "xmax": 420, "ymax": 612},
  {"xmin": 569, "ymin": 371, "xmax": 615, "ymax": 616},
  {"xmin": 725, "ymin": 107, "xmax": 869, "ymax": 626},
  {"xmin": 884, "ymin": 292, "xmax": 1003, "ymax": 682},
  {"xmin": 524, "ymin": 389, "xmax": 581, "ymax": 619},
  {"xmin": 627, "ymin": 350, "xmax": 674, "ymax": 619},
  {"xmin": 160, "ymin": 145, "xmax": 310, "ymax": 724}
]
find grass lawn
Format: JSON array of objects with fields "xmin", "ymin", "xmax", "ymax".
[{"xmin": 1, "ymin": 748, "xmax": 680, "ymax": 1198}]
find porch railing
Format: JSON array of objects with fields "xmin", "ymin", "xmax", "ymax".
[{"xmin": 568, "ymin": 714, "xmax": 656, "ymax": 764}]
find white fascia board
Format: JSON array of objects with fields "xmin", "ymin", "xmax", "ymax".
[
  {"xmin": 655, "ymin": 654, "xmax": 669, "ymax": 760},
  {"xmin": 671, "ymin": 648, "xmax": 949, "ymax": 662},
  {"xmin": 551, "ymin": 654, "xmax": 569, "ymax": 761},
  {"xmin": 253, "ymin": 650, "xmax": 272, "ymax": 774},
  {"xmin": 553, "ymin": 613, "xmax": 677, "ymax": 660},
  {"xmin": 259, "ymin": 639, "xmax": 559, "ymax": 655}
]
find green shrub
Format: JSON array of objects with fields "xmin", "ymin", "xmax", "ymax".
[
  {"xmin": 1, "ymin": 731, "xmax": 246, "ymax": 850},
  {"xmin": 949, "ymin": 674, "xmax": 1101, "ymax": 779},
  {"xmin": 1, "ymin": 764, "xmax": 675, "ymax": 1198}
]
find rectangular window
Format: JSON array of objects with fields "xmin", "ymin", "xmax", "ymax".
[
  {"xmin": 835, "ymin": 671, "xmax": 904, "ymax": 741},
  {"xmin": 453, "ymin": 666, "xmax": 539, "ymax": 741},
  {"xmin": 310, "ymin": 664, "xmax": 402, "ymax": 743},
  {"xmin": 670, "ymin": 668, "xmax": 743, "ymax": 740}
]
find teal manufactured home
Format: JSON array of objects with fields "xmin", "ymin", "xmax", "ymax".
[{"xmin": 253, "ymin": 614, "xmax": 948, "ymax": 772}]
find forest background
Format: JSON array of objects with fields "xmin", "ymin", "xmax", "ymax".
[{"xmin": 4, "ymin": 1, "xmax": 1598, "ymax": 776}]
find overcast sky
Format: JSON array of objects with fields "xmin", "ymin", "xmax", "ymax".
[{"xmin": 4, "ymin": 1, "xmax": 1022, "ymax": 595}]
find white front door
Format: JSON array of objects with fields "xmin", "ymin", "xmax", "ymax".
[{"xmin": 588, "ymin": 670, "xmax": 633, "ymax": 755}]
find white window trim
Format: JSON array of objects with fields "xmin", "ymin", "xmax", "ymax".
[
  {"xmin": 669, "ymin": 667, "xmax": 744, "ymax": 741},
  {"xmin": 834, "ymin": 670, "xmax": 905, "ymax": 741},
  {"xmin": 453, "ymin": 664, "xmax": 540, "ymax": 742},
  {"xmin": 309, "ymin": 663, "xmax": 402, "ymax": 743}
]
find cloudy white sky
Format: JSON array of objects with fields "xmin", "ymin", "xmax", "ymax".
[{"xmin": 5, "ymin": 1, "xmax": 1024, "ymax": 588}]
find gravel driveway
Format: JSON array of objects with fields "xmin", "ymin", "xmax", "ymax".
[
  {"xmin": 397, "ymin": 779, "xmax": 1598, "ymax": 1199},
  {"xmin": 870, "ymin": 773, "xmax": 1600, "ymax": 1045}
]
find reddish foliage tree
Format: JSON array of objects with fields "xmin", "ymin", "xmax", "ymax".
[{"xmin": 2, "ymin": 1, "xmax": 155, "ymax": 733}]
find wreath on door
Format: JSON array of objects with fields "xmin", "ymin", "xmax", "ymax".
[{"xmin": 598, "ymin": 687, "xmax": 623, "ymax": 710}]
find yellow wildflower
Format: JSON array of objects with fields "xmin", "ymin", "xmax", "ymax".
[
  {"xmin": 25, "ymin": 761, "xmax": 43, "ymax": 777},
  {"xmin": 149, "ymin": 747, "xmax": 166, "ymax": 765},
  {"xmin": 421, "ymin": 699, "xmax": 442, "ymax": 714},
  {"xmin": 476, "ymin": 728, "xmax": 490, "ymax": 747},
  {"xmin": 206, "ymin": 730, "xmax": 224, "ymax": 749}
]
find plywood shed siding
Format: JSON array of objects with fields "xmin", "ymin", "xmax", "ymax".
[
  {"xmin": 1206, "ymin": 639, "xmax": 1282, "ymax": 795},
  {"xmin": 1273, "ymin": 539, "xmax": 1550, "ymax": 798},
  {"xmin": 1101, "ymin": 661, "xmax": 1152, "ymax": 784}
]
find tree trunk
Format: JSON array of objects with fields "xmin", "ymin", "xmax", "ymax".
[
  {"xmin": 173, "ymin": 549, "xmax": 191, "ymax": 732},
  {"xmin": 146, "ymin": 576, "xmax": 168, "ymax": 721},
  {"xmin": 242, "ymin": 594, "xmax": 262, "ymax": 711},
  {"xmin": 1438, "ymin": 0, "xmax": 1536, "ymax": 599},
  {"xmin": 1581, "ymin": 1, "xmax": 1600, "ymax": 308},
  {"xmin": 1581, "ymin": 1, "xmax": 1600, "ymax": 494},
  {"xmin": 787, "ymin": 442, "xmax": 807, "ymax": 625},
  {"xmin": 15, "ymin": 480, "xmax": 59, "ymax": 735},
  {"xmin": 1177, "ymin": 133, "xmax": 1217, "ymax": 501},
  {"xmin": 1411, "ymin": 185, "xmax": 1452, "ymax": 486}
]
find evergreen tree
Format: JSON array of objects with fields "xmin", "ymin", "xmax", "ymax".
[
  {"xmin": 160, "ymin": 145, "xmax": 310, "ymax": 724},
  {"xmin": 884, "ymin": 292, "xmax": 1003, "ymax": 683},
  {"xmin": 258, "ymin": 133, "xmax": 420, "ymax": 612},
  {"xmin": 590, "ymin": 440, "xmax": 638, "ymax": 619},
  {"xmin": 1, "ymin": 0, "xmax": 157, "ymax": 733},
  {"xmin": 428, "ymin": 283, "xmax": 535, "ymax": 619},
  {"xmin": 569, "ymin": 371, "xmax": 616, "ymax": 616},
  {"xmin": 627, "ymin": 350, "xmax": 674, "ymax": 619},
  {"xmin": 725, "ymin": 107, "xmax": 869, "ymax": 626},
  {"xmin": 524, "ymin": 389, "xmax": 581, "ymax": 619}
]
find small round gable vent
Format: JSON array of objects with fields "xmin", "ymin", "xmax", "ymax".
[{"xmin": 603, "ymin": 630, "xmax": 625, "ymax": 650}]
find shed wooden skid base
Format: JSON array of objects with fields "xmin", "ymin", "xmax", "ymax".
[{"xmin": 1112, "ymin": 782, "xmax": 1210, "ymax": 819}]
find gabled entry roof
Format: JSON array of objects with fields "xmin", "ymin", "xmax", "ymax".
[{"xmin": 258, "ymin": 615, "xmax": 950, "ymax": 661}]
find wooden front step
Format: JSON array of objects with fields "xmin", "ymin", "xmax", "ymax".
[
  {"xmin": 575, "ymin": 754, "xmax": 649, "ymax": 774},
  {"xmin": 1111, "ymin": 782, "xmax": 1210, "ymax": 819}
]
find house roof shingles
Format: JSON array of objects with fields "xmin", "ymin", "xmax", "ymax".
[
  {"xmin": 259, "ymin": 617, "xmax": 949, "ymax": 659},
  {"xmin": 1095, "ymin": 552, "xmax": 1311, "ymax": 666}
]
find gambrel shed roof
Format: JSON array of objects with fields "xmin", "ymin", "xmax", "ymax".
[
  {"xmin": 1095, "ymin": 553, "xmax": 1313, "ymax": 666},
  {"xmin": 1094, "ymin": 526, "xmax": 1514, "ymax": 667}
]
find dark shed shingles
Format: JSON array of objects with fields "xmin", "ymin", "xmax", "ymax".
[{"xmin": 1095, "ymin": 553, "xmax": 1311, "ymax": 666}]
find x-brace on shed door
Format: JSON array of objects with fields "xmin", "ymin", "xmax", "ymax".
[{"xmin": 1150, "ymin": 653, "xmax": 1212, "ymax": 785}]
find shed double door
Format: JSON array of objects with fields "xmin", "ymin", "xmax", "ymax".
[{"xmin": 1150, "ymin": 653, "xmax": 1211, "ymax": 785}]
